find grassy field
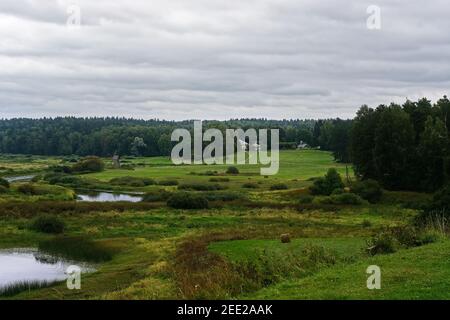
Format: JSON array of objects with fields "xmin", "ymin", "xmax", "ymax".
[{"xmin": 0, "ymin": 150, "xmax": 448, "ymax": 300}]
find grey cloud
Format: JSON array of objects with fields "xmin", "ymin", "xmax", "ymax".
[{"xmin": 0, "ymin": 0, "xmax": 449, "ymax": 120}]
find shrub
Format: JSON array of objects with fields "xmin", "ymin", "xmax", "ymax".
[
  {"xmin": 430, "ymin": 184, "xmax": 450, "ymax": 210},
  {"xmin": 167, "ymin": 192, "xmax": 209, "ymax": 209},
  {"xmin": 330, "ymin": 193, "xmax": 365, "ymax": 205},
  {"xmin": 209, "ymin": 177, "xmax": 230, "ymax": 182},
  {"xmin": 158, "ymin": 179, "xmax": 179, "ymax": 186},
  {"xmin": 72, "ymin": 156, "xmax": 105, "ymax": 173},
  {"xmin": 242, "ymin": 182, "xmax": 258, "ymax": 189},
  {"xmin": 280, "ymin": 233, "xmax": 291, "ymax": 243},
  {"xmin": 109, "ymin": 176, "xmax": 155, "ymax": 187},
  {"xmin": 351, "ymin": 179, "xmax": 383, "ymax": 203},
  {"xmin": 0, "ymin": 185, "xmax": 8, "ymax": 194},
  {"xmin": 298, "ymin": 195, "xmax": 314, "ymax": 204},
  {"xmin": 178, "ymin": 183, "xmax": 227, "ymax": 191},
  {"xmin": 0, "ymin": 178, "xmax": 10, "ymax": 188},
  {"xmin": 30, "ymin": 215, "xmax": 66, "ymax": 234},
  {"xmin": 142, "ymin": 189, "xmax": 172, "ymax": 202},
  {"xmin": 366, "ymin": 231, "xmax": 399, "ymax": 255},
  {"xmin": 309, "ymin": 168, "xmax": 344, "ymax": 196},
  {"xmin": 270, "ymin": 183, "xmax": 288, "ymax": 191},
  {"xmin": 361, "ymin": 219, "xmax": 372, "ymax": 228},
  {"xmin": 203, "ymin": 191, "xmax": 242, "ymax": 202},
  {"xmin": 331, "ymin": 188, "xmax": 344, "ymax": 195},
  {"xmin": 226, "ymin": 166, "xmax": 239, "ymax": 174},
  {"xmin": 17, "ymin": 183, "xmax": 38, "ymax": 195}
]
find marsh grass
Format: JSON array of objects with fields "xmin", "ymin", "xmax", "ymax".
[
  {"xmin": 38, "ymin": 236, "xmax": 119, "ymax": 263},
  {"xmin": 0, "ymin": 280, "xmax": 59, "ymax": 297}
]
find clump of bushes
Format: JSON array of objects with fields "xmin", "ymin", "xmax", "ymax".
[
  {"xmin": 0, "ymin": 178, "xmax": 10, "ymax": 188},
  {"xmin": 30, "ymin": 215, "xmax": 66, "ymax": 234},
  {"xmin": 270, "ymin": 183, "xmax": 288, "ymax": 191},
  {"xmin": 351, "ymin": 179, "xmax": 383, "ymax": 203},
  {"xmin": 226, "ymin": 166, "xmax": 239, "ymax": 174},
  {"xmin": 72, "ymin": 156, "xmax": 105, "ymax": 173},
  {"xmin": 142, "ymin": 189, "xmax": 172, "ymax": 202},
  {"xmin": 158, "ymin": 179, "xmax": 179, "ymax": 186},
  {"xmin": 313, "ymin": 193, "xmax": 366, "ymax": 205},
  {"xmin": 366, "ymin": 226, "xmax": 439, "ymax": 256},
  {"xmin": 203, "ymin": 191, "xmax": 242, "ymax": 202},
  {"xmin": 167, "ymin": 192, "xmax": 209, "ymax": 209},
  {"xmin": 242, "ymin": 182, "xmax": 258, "ymax": 189},
  {"xmin": 298, "ymin": 195, "xmax": 314, "ymax": 204},
  {"xmin": 109, "ymin": 176, "xmax": 155, "ymax": 187},
  {"xmin": 17, "ymin": 183, "xmax": 38, "ymax": 195},
  {"xmin": 178, "ymin": 183, "xmax": 227, "ymax": 191},
  {"xmin": 310, "ymin": 168, "xmax": 344, "ymax": 196},
  {"xmin": 209, "ymin": 177, "xmax": 230, "ymax": 182}
]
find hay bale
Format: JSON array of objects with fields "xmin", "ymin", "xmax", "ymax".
[{"xmin": 280, "ymin": 233, "xmax": 291, "ymax": 243}]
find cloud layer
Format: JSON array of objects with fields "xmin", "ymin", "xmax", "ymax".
[{"xmin": 1, "ymin": 0, "xmax": 450, "ymax": 119}]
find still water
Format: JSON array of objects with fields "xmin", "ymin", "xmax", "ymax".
[
  {"xmin": 77, "ymin": 191, "xmax": 143, "ymax": 202},
  {"xmin": 0, "ymin": 249, "xmax": 94, "ymax": 289}
]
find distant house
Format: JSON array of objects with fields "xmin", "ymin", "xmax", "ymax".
[{"xmin": 297, "ymin": 140, "xmax": 309, "ymax": 149}]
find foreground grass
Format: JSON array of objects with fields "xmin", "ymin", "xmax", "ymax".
[{"xmin": 244, "ymin": 240, "xmax": 450, "ymax": 300}]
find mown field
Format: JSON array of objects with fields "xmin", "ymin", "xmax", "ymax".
[{"xmin": 0, "ymin": 150, "xmax": 448, "ymax": 300}]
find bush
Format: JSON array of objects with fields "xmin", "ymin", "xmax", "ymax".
[
  {"xmin": 366, "ymin": 231, "xmax": 399, "ymax": 255},
  {"xmin": 178, "ymin": 183, "xmax": 227, "ymax": 191},
  {"xmin": 167, "ymin": 192, "xmax": 209, "ymax": 209},
  {"xmin": 158, "ymin": 179, "xmax": 179, "ymax": 186},
  {"xmin": 142, "ymin": 189, "xmax": 172, "ymax": 202},
  {"xmin": 203, "ymin": 191, "xmax": 242, "ymax": 202},
  {"xmin": 430, "ymin": 184, "xmax": 450, "ymax": 210},
  {"xmin": 0, "ymin": 178, "xmax": 10, "ymax": 188},
  {"xmin": 109, "ymin": 176, "xmax": 155, "ymax": 187},
  {"xmin": 242, "ymin": 182, "xmax": 258, "ymax": 189},
  {"xmin": 351, "ymin": 179, "xmax": 383, "ymax": 203},
  {"xmin": 313, "ymin": 193, "xmax": 366, "ymax": 205},
  {"xmin": 30, "ymin": 215, "xmax": 66, "ymax": 234},
  {"xmin": 209, "ymin": 177, "xmax": 230, "ymax": 182},
  {"xmin": 226, "ymin": 166, "xmax": 239, "ymax": 174},
  {"xmin": 0, "ymin": 185, "xmax": 8, "ymax": 194},
  {"xmin": 298, "ymin": 195, "xmax": 314, "ymax": 204},
  {"xmin": 17, "ymin": 183, "xmax": 38, "ymax": 195},
  {"xmin": 72, "ymin": 156, "xmax": 105, "ymax": 173},
  {"xmin": 309, "ymin": 168, "xmax": 344, "ymax": 196},
  {"xmin": 331, "ymin": 188, "xmax": 344, "ymax": 195},
  {"xmin": 270, "ymin": 183, "xmax": 288, "ymax": 190}
]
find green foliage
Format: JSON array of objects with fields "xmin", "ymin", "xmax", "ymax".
[
  {"xmin": 0, "ymin": 177, "xmax": 10, "ymax": 188},
  {"xmin": 30, "ymin": 215, "xmax": 66, "ymax": 234},
  {"xmin": 17, "ymin": 183, "xmax": 38, "ymax": 195},
  {"xmin": 270, "ymin": 183, "xmax": 288, "ymax": 190},
  {"xmin": 226, "ymin": 166, "xmax": 239, "ymax": 174},
  {"xmin": 142, "ymin": 189, "xmax": 172, "ymax": 202},
  {"xmin": 298, "ymin": 195, "xmax": 314, "ymax": 204},
  {"xmin": 167, "ymin": 192, "xmax": 209, "ymax": 209},
  {"xmin": 72, "ymin": 156, "xmax": 105, "ymax": 173},
  {"xmin": 366, "ymin": 231, "xmax": 399, "ymax": 255},
  {"xmin": 209, "ymin": 177, "xmax": 230, "ymax": 182},
  {"xmin": 350, "ymin": 179, "xmax": 383, "ymax": 203},
  {"xmin": 178, "ymin": 183, "xmax": 227, "ymax": 191},
  {"xmin": 313, "ymin": 193, "xmax": 365, "ymax": 205},
  {"xmin": 0, "ymin": 185, "xmax": 8, "ymax": 194},
  {"xmin": 38, "ymin": 236, "xmax": 117, "ymax": 262},
  {"xmin": 242, "ymin": 182, "xmax": 259, "ymax": 189},
  {"xmin": 203, "ymin": 191, "xmax": 243, "ymax": 202},
  {"xmin": 109, "ymin": 176, "xmax": 155, "ymax": 187},
  {"xmin": 310, "ymin": 168, "xmax": 344, "ymax": 195},
  {"xmin": 158, "ymin": 179, "xmax": 179, "ymax": 186}
]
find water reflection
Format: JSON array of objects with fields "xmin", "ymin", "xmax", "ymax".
[{"xmin": 77, "ymin": 191, "xmax": 142, "ymax": 202}]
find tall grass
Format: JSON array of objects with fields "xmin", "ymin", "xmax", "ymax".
[
  {"xmin": 38, "ymin": 236, "xmax": 118, "ymax": 263},
  {"xmin": 0, "ymin": 280, "xmax": 59, "ymax": 297}
]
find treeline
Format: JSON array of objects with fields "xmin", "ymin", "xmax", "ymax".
[
  {"xmin": 351, "ymin": 95, "xmax": 450, "ymax": 192},
  {"xmin": 0, "ymin": 117, "xmax": 341, "ymax": 157}
]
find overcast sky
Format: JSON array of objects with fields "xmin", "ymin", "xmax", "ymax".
[{"xmin": 1, "ymin": 0, "xmax": 449, "ymax": 120}]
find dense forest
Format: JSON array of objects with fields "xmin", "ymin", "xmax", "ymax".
[
  {"xmin": 1, "ymin": 95, "xmax": 449, "ymax": 192},
  {"xmin": 0, "ymin": 117, "xmax": 349, "ymax": 159}
]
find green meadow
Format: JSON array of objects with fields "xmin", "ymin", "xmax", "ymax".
[{"xmin": 0, "ymin": 150, "xmax": 448, "ymax": 300}]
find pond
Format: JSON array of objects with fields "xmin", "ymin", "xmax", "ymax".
[
  {"xmin": 76, "ymin": 191, "xmax": 143, "ymax": 202},
  {"xmin": 4, "ymin": 175, "xmax": 36, "ymax": 183},
  {"xmin": 0, "ymin": 248, "xmax": 95, "ymax": 290}
]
